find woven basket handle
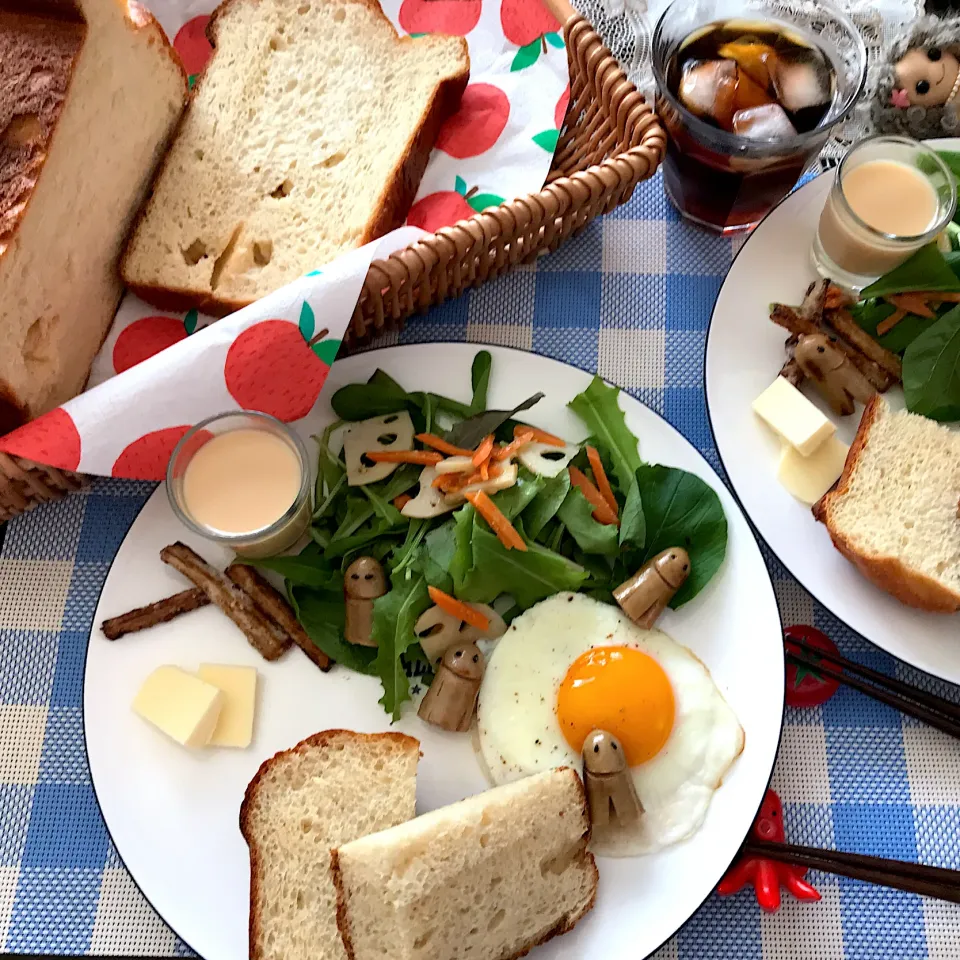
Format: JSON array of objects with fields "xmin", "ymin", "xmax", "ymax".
[{"xmin": 541, "ymin": 0, "xmax": 578, "ymax": 26}]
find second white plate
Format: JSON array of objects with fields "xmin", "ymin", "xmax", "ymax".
[{"xmin": 706, "ymin": 162, "xmax": 960, "ymax": 684}]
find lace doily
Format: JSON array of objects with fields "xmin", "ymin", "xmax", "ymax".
[{"xmin": 574, "ymin": 0, "xmax": 926, "ymax": 169}]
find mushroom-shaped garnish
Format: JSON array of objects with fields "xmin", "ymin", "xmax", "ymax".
[
  {"xmin": 417, "ymin": 641, "xmax": 485, "ymax": 732},
  {"xmin": 343, "ymin": 556, "xmax": 387, "ymax": 647},
  {"xmin": 794, "ymin": 334, "xmax": 876, "ymax": 417},
  {"xmin": 613, "ymin": 547, "xmax": 691, "ymax": 628},
  {"xmin": 582, "ymin": 729, "xmax": 644, "ymax": 830}
]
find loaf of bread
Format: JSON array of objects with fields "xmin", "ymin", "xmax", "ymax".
[
  {"xmin": 815, "ymin": 396, "xmax": 960, "ymax": 612},
  {"xmin": 121, "ymin": 0, "xmax": 470, "ymax": 315},
  {"xmin": 240, "ymin": 729, "xmax": 420, "ymax": 960},
  {"xmin": 0, "ymin": 0, "xmax": 186, "ymax": 433},
  {"xmin": 331, "ymin": 767, "xmax": 599, "ymax": 960}
]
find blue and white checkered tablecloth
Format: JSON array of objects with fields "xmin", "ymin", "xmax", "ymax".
[{"xmin": 1, "ymin": 171, "xmax": 959, "ymax": 958}]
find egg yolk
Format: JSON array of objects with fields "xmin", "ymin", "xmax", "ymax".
[{"xmin": 556, "ymin": 646, "xmax": 675, "ymax": 766}]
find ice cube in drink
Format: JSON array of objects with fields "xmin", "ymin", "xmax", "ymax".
[{"xmin": 732, "ymin": 103, "xmax": 797, "ymax": 139}]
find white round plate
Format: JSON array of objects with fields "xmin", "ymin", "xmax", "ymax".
[
  {"xmin": 707, "ymin": 140, "xmax": 960, "ymax": 684},
  {"xmin": 86, "ymin": 344, "xmax": 783, "ymax": 960}
]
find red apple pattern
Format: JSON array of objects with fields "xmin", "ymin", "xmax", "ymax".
[
  {"xmin": 174, "ymin": 16, "xmax": 213, "ymax": 86},
  {"xmin": 436, "ymin": 84, "xmax": 510, "ymax": 159},
  {"xmin": 408, "ymin": 177, "xmax": 506, "ymax": 232},
  {"xmin": 398, "ymin": 0, "xmax": 482, "ymax": 36},
  {"xmin": 224, "ymin": 311, "xmax": 334, "ymax": 422},
  {"xmin": 0, "ymin": 408, "xmax": 81, "ymax": 472},
  {"xmin": 501, "ymin": 0, "xmax": 563, "ymax": 70},
  {"xmin": 113, "ymin": 311, "xmax": 198, "ymax": 374},
  {"xmin": 113, "ymin": 425, "xmax": 212, "ymax": 480}
]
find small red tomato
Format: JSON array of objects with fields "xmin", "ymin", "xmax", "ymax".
[{"xmin": 784, "ymin": 624, "xmax": 841, "ymax": 708}]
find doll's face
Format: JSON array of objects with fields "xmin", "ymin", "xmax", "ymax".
[{"xmin": 894, "ymin": 46, "xmax": 960, "ymax": 107}]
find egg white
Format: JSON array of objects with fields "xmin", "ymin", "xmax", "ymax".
[{"xmin": 476, "ymin": 592, "xmax": 744, "ymax": 856}]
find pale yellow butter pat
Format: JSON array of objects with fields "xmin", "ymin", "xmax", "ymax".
[
  {"xmin": 778, "ymin": 436, "xmax": 850, "ymax": 505},
  {"xmin": 753, "ymin": 376, "xmax": 836, "ymax": 456},
  {"xmin": 132, "ymin": 666, "xmax": 223, "ymax": 749},
  {"xmin": 197, "ymin": 664, "xmax": 258, "ymax": 748}
]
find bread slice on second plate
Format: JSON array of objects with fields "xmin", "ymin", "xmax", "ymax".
[
  {"xmin": 122, "ymin": 0, "xmax": 469, "ymax": 315},
  {"xmin": 814, "ymin": 395, "xmax": 960, "ymax": 612},
  {"xmin": 331, "ymin": 767, "xmax": 599, "ymax": 960},
  {"xmin": 240, "ymin": 729, "xmax": 419, "ymax": 960}
]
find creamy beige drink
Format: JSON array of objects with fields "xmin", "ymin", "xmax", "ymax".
[
  {"xmin": 168, "ymin": 414, "xmax": 311, "ymax": 558},
  {"xmin": 812, "ymin": 136, "xmax": 956, "ymax": 290}
]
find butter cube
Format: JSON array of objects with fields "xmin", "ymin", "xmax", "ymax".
[
  {"xmin": 197, "ymin": 664, "xmax": 258, "ymax": 748},
  {"xmin": 753, "ymin": 376, "xmax": 836, "ymax": 456},
  {"xmin": 778, "ymin": 436, "xmax": 850, "ymax": 505},
  {"xmin": 133, "ymin": 666, "xmax": 222, "ymax": 749}
]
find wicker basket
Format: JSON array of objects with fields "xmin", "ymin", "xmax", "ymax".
[{"xmin": 0, "ymin": 8, "xmax": 664, "ymax": 524}]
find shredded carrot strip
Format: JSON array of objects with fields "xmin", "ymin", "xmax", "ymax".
[
  {"xmin": 515, "ymin": 424, "xmax": 565, "ymax": 447},
  {"xmin": 432, "ymin": 473, "xmax": 466, "ymax": 491},
  {"xmin": 415, "ymin": 433, "xmax": 473, "ymax": 457},
  {"xmin": 480, "ymin": 460, "xmax": 490, "ymax": 481},
  {"xmin": 365, "ymin": 450, "xmax": 443, "ymax": 465},
  {"xmin": 586, "ymin": 446, "xmax": 619, "ymax": 518},
  {"xmin": 465, "ymin": 490, "xmax": 527, "ymax": 551},
  {"xmin": 472, "ymin": 435, "xmax": 495, "ymax": 467},
  {"xmin": 876, "ymin": 308, "xmax": 907, "ymax": 337},
  {"xmin": 568, "ymin": 466, "xmax": 619, "ymax": 525},
  {"xmin": 392, "ymin": 494, "xmax": 412, "ymax": 510},
  {"xmin": 427, "ymin": 586, "xmax": 490, "ymax": 631},
  {"xmin": 494, "ymin": 429, "xmax": 535, "ymax": 461},
  {"xmin": 825, "ymin": 284, "xmax": 852, "ymax": 310},
  {"xmin": 885, "ymin": 294, "xmax": 936, "ymax": 318}
]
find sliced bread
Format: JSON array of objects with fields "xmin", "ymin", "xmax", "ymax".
[
  {"xmin": 331, "ymin": 767, "xmax": 599, "ymax": 960},
  {"xmin": 0, "ymin": 0, "xmax": 186, "ymax": 432},
  {"xmin": 240, "ymin": 729, "xmax": 419, "ymax": 960},
  {"xmin": 814, "ymin": 396, "xmax": 960, "ymax": 611},
  {"xmin": 122, "ymin": 0, "xmax": 470, "ymax": 315}
]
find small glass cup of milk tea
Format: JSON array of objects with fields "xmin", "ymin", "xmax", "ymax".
[
  {"xmin": 167, "ymin": 412, "xmax": 312, "ymax": 559},
  {"xmin": 652, "ymin": 0, "xmax": 866, "ymax": 234},
  {"xmin": 812, "ymin": 136, "xmax": 957, "ymax": 291}
]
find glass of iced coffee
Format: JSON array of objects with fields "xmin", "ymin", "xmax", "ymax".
[
  {"xmin": 652, "ymin": 0, "xmax": 866, "ymax": 234},
  {"xmin": 812, "ymin": 136, "xmax": 957, "ymax": 290}
]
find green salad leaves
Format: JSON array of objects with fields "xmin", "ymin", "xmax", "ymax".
[{"xmin": 248, "ymin": 353, "xmax": 728, "ymax": 719}]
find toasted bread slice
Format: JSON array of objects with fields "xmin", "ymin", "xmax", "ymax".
[
  {"xmin": 240, "ymin": 730, "xmax": 419, "ymax": 960},
  {"xmin": 121, "ymin": 0, "xmax": 469, "ymax": 314},
  {"xmin": 815, "ymin": 396, "xmax": 960, "ymax": 612},
  {"xmin": 331, "ymin": 767, "xmax": 598, "ymax": 960}
]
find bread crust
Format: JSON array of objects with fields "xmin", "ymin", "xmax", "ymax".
[
  {"xmin": 121, "ymin": 0, "xmax": 469, "ymax": 316},
  {"xmin": 815, "ymin": 396, "xmax": 960, "ymax": 613},
  {"xmin": 330, "ymin": 765, "xmax": 599, "ymax": 960},
  {"xmin": 240, "ymin": 728, "xmax": 420, "ymax": 960}
]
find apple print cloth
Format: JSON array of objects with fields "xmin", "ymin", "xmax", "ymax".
[
  {"xmin": 2, "ymin": 168, "xmax": 960, "ymax": 958},
  {"xmin": 0, "ymin": 0, "xmax": 568, "ymax": 477}
]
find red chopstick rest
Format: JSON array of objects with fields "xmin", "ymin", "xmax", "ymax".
[
  {"xmin": 717, "ymin": 789, "xmax": 821, "ymax": 912},
  {"xmin": 784, "ymin": 625, "xmax": 841, "ymax": 708}
]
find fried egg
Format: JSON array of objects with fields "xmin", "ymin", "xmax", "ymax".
[{"xmin": 476, "ymin": 593, "xmax": 744, "ymax": 856}]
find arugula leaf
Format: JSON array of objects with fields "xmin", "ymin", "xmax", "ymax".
[
  {"xmin": 619, "ymin": 476, "xmax": 645, "ymax": 549},
  {"xmin": 290, "ymin": 584, "xmax": 378, "ymax": 675},
  {"xmin": 371, "ymin": 571, "xmax": 431, "ymax": 719},
  {"xmin": 851, "ymin": 299, "xmax": 929, "ymax": 356},
  {"xmin": 446, "ymin": 393, "xmax": 545, "ymax": 449},
  {"xmin": 523, "ymin": 471, "xmax": 571, "ymax": 539},
  {"xmin": 237, "ymin": 549, "xmax": 340, "ymax": 590},
  {"xmin": 325, "ymin": 518, "xmax": 404, "ymax": 558},
  {"xmin": 491, "ymin": 468, "xmax": 543, "ymax": 520},
  {"xmin": 567, "ymin": 377, "xmax": 642, "ymax": 494},
  {"xmin": 557, "ymin": 488, "xmax": 618, "ymax": 556},
  {"xmin": 331, "ymin": 372, "xmax": 472, "ymax": 423},
  {"xmin": 902, "ymin": 304, "xmax": 960, "ymax": 421},
  {"xmin": 448, "ymin": 505, "xmax": 475, "ymax": 592},
  {"xmin": 470, "ymin": 351, "xmax": 492, "ymax": 414},
  {"xmin": 634, "ymin": 464, "xmax": 727, "ymax": 607},
  {"xmin": 458, "ymin": 517, "xmax": 588, "ymax": 608},
  {"xmin": 860, "ymin": 244, "xmax": 960, "ymax": 298}
]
